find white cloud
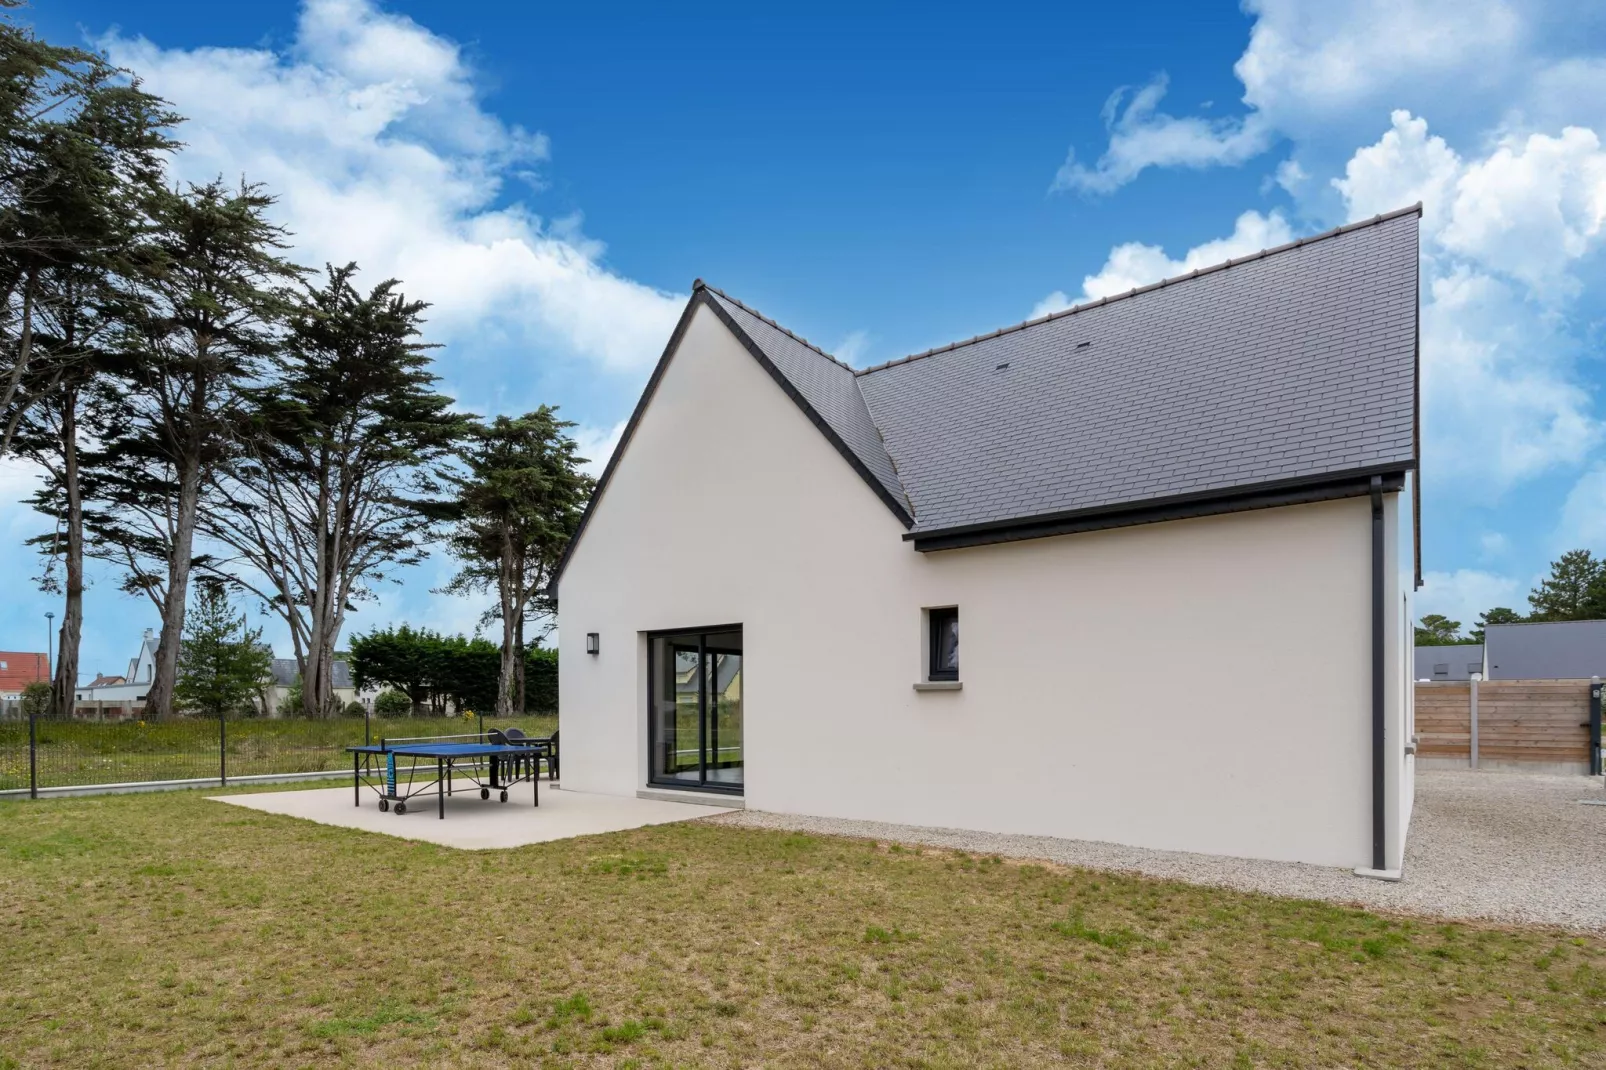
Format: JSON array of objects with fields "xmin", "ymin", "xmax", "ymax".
[
  {"xmin": 1272, "ymin": 158, "xmax": 1307, "ymax": 194},
  {"xmin": 1417, "ymin": 568, "xmax": 1525, "ymax": 628},
  {"xmin": 1051, "ymin": 74, "xmax": 1274, "ymax": 195},
  {"xmin": 1234, "ymin": 0, "xmax": 1524, "ymax": 131},
  {"xmin": 1052, "ymin": 0, "xmax": 1546, "ymax": 196},
  {"xmin": 1416, "ymin": 266, "xmax": 1597, "ymax": 486},
  {"xmin": 1330, "ymin": 111, "xmax": 1460, "ymax": 226},
  {"xmin": 1032, "ymin": 210, "xmax": 1293, "ymax": 316},
  {"xmin": 573, "ymin": 419, "xmax": 627, "ymax": 478},
  {"xmin": 1029, "ymin": 292, "xmax": 1073, "ymax": 319},
  {"xmin": 1555, "ymin": 467, "xmax": 1606, "ymax": 553},
  {"xmin": 1478, "ymin": 532, "xmax": 1509, "ymax": 558},
  {"xmin": 1336, "ymin": 110, "xmax": 1606, "ymax": 296},
  {"xmin": 834, "ymin": 329, "xmax": 871, "ymax": 366},
  {"xmin": 1332, "ymin": 111, "xmax": 1605, "ymax": 489},
  {"xmin": 102, "ymin": 0, "xmax": 684, "ymax": 373}
]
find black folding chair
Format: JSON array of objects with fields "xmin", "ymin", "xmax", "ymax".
[{"xmin": 496, "ymin": 727, "xmax": 559, "ymax": 781}]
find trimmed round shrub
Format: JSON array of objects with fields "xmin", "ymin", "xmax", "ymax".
[
  {"xmin": 374, "ymin": 690, "xmax": 412, "ymax": 717},
  {"xmin": 342, "ymin": 701, "xmax": 367, "ymax": 718}
]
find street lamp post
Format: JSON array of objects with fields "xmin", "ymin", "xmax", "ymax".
[{"xmin": 44, "ymin": 611, "xmax": 54, "ymax": 682}]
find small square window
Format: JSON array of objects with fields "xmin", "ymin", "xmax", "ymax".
[
  {"xmin": 928, "ymin": 607, "xmax": 958, "ymax": 682},
  {"xmin": 1432, "ymin": 663, "xmax": 1449, "ymax": 677}
]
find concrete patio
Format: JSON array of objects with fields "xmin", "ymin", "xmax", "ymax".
[{"xmin": 212, "ymin": 781, "xmax": 737, "ymax": 849}]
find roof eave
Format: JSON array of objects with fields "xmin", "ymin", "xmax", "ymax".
[{"xmin": 906, "ymin": 463, "xmax": 1413, "ymax": 553}]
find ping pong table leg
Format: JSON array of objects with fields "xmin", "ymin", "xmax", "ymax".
[
  {"xmin": 353, "ymin": 751, "xmax": 360, "ymax": 807},
  {"xmin": 438, "ymin": 757, "xmax": 446, "ymax": 819}
]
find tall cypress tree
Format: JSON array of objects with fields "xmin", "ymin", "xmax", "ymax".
[
  {"xmin": 3, "ymin": 27, "xmax": 177, "ymax": 716},
  {"xmin": 201, "ymin": 265, "xmax": 465, "ymax": 717},
  {"xmin": 90, "ymin": 180, "xmax": 298, "ymax": 719},
  {"xmin": 441, "ymin": 408, "xmax": 591, "ymax": 716},
  {"xmin": 0, "ymin": 10, "xmax": 174, "ymax": 454}
]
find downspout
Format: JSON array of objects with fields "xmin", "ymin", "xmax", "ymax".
[{"xmin": 1370, "ymin": 475, "xmax": 1386, "ymax": 873}]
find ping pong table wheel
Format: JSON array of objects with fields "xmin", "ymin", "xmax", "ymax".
[
  {"xmin": 394, "ymin": 802, "xmax": 407, "ymax": 816},
  {"xmin": 500, "ymin": 790, "xmax": 508, "ymax": 802},
  {"xmin": 378, "ymin": 799, "xmax": 390, "ymax": 813},
  {"xmin": 480, "ymin": 787, "xmax": 489, "ymax": 800}
]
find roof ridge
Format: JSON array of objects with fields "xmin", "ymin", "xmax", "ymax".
[
  {"xmin": 694, "ymin": 280, "xmax": 856, "ymax": 372},
  {"xmin": 853, "ymin": 202, "xmax": 1424, "ymax": 377}
]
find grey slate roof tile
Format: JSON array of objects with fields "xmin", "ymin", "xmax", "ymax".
[{"xmin": 853, "ymin": 209, "xmax": 1420, "ymax": 534}]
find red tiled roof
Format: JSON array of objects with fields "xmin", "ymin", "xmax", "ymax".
[{"xmin": 0, "ymin": 652, "xmax": 50, "ymax": 691}]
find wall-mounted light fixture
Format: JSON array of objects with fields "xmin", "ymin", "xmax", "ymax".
[{"xmin": 585, "ymin": 632, "xmax": 599, "ymax": 656}]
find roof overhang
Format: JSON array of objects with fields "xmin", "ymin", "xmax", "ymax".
[{"xmin": 905, "ymin": 464, "xmax": 1411, "ymax": 553}]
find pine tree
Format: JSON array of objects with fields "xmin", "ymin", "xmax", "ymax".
[
  {"xmin": 441, "ymin": 408, "xmax": 592, "ymax": 716},
  {"xmin": 1527, "ymin": 550, "xmax": 1603, "ymax": 622},
  {"xmin": 1469, "ymin": 607, "xmax": 1524, "ymax": 643},
  {"xmin": 174, "ymin": 582, "xmax": 272, "ymax": 719},
  {"xmin": 1415, "ymin": 614, "xmax": 1463, "ymax": 646},
  {"xmin": 201, "ymin": 265, "xmax": 465, "ymax": 717}
]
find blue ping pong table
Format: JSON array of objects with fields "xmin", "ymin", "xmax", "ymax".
[{"xmin": 347, "ymin": 735, "xmax": 540, "ymax": 819}]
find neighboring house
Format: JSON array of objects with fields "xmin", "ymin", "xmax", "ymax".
[
  {"xmin": 0, "ymin": 652, "xmax": 50, "ymax": 699},
  {"xmin": 261, "ymin": 658, "xmax": 359, "ymax": 715},
  {"xmin": 74, "ymin": 630, "xmax": 158, "ymax": 705},
  {"xmin": 1415, "ymin": 645, "xmax": 1484, "ymax": 681},
  {"xmin": 556, "ymin": 206, "xmax": 1423, "ymax": 872},
  {"xmin": 1484, "ymin": 620, "xmax": 1606, "ymax": 680},
  {"xmin": 72, "ymin": 632, "xmax": 364, "ymax": 716}
]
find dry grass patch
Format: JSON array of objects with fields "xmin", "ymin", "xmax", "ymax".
[{"xmin": 0, "ymin": 789, "xmax": 1603, "ymax": 1068}]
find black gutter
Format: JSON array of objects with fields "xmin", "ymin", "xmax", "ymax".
[
  {"xmin": 1370, "ymin": 475, "xmax": 1386, "ymax": 872},
  {"xmin": 910, "ymin": 467, "xmax": 1408, "ymax": 553},
  {"xmin": 1589, "ymin": 680, "xmax": 1601, "ymax": 778}
]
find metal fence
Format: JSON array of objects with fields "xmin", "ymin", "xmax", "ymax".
[{"xmin": 0, "ymin": 701, "xmax": 559, "ymax": 797}]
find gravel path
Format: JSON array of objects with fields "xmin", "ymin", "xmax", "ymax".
[{"xmin": 707, "ymin": 769, "xmax": 1606, "ymax": 931}]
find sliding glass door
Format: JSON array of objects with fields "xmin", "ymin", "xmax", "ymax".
[{"xmin": 649, "ymin": 627, "xmax": 742, "ymax": 792}]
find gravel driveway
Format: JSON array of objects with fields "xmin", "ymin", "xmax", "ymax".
[{"xmin": 708, "ymin": 769, "xmax": 1606, "ymax": 931}]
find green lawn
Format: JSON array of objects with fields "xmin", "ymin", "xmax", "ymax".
[
  {"xmin": 0, "ymin": 714, "xmax": 557, "ymax": 791},
  {"xmin": 0, "ymin": 788, "xmax": 1602, "ymax": 1068}
]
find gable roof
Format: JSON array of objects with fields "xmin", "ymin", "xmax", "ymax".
[
  {"xmin": 703, "ymin": 290, "xmax": 910, "ymax": 519},
  {"xmin": 553, "ymin": 204, "xmax": 1420, "ymax": 591},
  {"xmin": 860, "ymin": 206, "xmax": 1420, "ymax": 543},
  {"xmin": 0, "ymin": 652, "xmax": 49, "ymax": 693}
]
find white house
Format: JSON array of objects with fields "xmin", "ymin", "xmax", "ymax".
[
  {"xmin": 556, "ymin": 205, "xmax": 1422, "ymax": 872},
  {"xmin": 74, "ymin": 629, "xmax": 159, "ymax": 705}
]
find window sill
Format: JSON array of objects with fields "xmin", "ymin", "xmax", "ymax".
[{"xmin": 912, "ymin": 681, "xmax": 962, "ymax": 692}]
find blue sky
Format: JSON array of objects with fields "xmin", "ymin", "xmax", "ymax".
[{"xmin": 4, "ymin": 0, "xmax": 1606, "ymax": 678}]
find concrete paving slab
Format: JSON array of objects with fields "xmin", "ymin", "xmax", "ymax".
[{"xmin": 211, "ymin": 781, "xmax": 736, "ymax": 849}]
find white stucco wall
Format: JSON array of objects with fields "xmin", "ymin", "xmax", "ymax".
[{"xmin": 559, "ymin": 303, "xmax": 1410, "ymax": 868}]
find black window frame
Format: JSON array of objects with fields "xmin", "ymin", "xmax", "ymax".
[{"xmin": 928, "ymin": 606, "xmax": 959, "ymax": 682}]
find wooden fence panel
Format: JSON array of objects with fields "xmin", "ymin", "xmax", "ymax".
[
  {"xmin": 1415, "ymin": 682, "xmax": 1471, "ymax": 759},
  {"xmin": 1413, "ymin": 679, "xmax": 1591, "ymax": 767},
  {"xmin": 1476, "ymin": 680, "xmax": 1590, "ymax": 764}
]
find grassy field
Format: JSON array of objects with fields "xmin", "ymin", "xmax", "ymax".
[
  {"xmin": 0, "ymin": 715, "xmax": 558, "ymax": 791},
  {"xmin": 0, "ymin": 788, "xmax": 1602, "ymax": 1068}
]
